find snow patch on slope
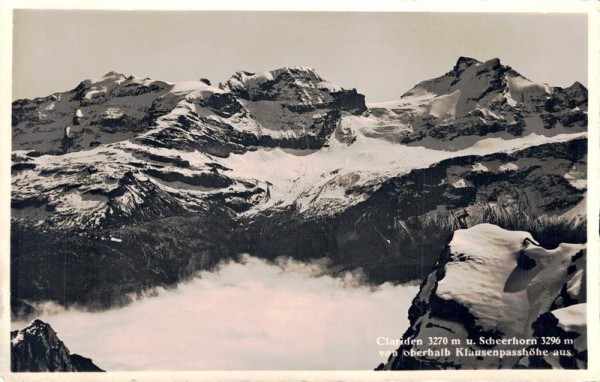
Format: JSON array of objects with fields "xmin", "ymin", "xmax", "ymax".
[
  {"xmin": 169, "ymin": 81, "xmax": 225, "ymax": 98},
  {"xmin": 499, "ymin": 162, "xmax": 519, "ymax": 172},
  {"xmin": 427, "ymin": 89, "xmax": 461, "ymax": 120}
]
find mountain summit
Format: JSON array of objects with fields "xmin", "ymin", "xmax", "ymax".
[{"xmin": 12, "ymin": 66, "xmax": 366, "ymax": 156}]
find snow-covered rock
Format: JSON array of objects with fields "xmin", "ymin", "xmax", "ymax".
[
  {"xmin": 11, "ymin": 142, "xmax": 264, "ymax": 230},
  {"xmin": 379, "ymin": 224, "xmax": 586, "ymax": 370},
  {"xmin": 517, "ymin": 303, "xmax": 587, "ymax": 369}
]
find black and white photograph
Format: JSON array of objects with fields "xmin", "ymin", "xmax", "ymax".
[{"xmin": 2, "ymin": 1, "xmax": 598, "ymax": 380}]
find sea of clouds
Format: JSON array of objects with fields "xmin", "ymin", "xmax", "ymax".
[{"xmin": 13, "ymin": 255, "xmax": 419, "ymax": 370}]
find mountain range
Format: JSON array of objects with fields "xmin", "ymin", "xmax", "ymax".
[{"xmin": 11, "ymin": 57, "xmax": 587, "ymax": 370}]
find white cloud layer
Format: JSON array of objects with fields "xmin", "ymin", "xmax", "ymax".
[{"xmin": 13, "ymin": 255, "xmax": 419, "ymax": 371}]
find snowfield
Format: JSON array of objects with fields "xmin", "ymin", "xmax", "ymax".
[{"xmin": 221, "ymin": 128, "xmax": 587, "ymax": 214}]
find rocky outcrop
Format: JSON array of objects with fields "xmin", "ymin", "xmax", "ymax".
[
  {"xmin": 224, "ymin": 66, "xmax": 366, "ymax": 113},
  {"xmin": 378, "ymin": 224, "xmax": 586, "ymax": 370},
  {"xmin": 11, "ymin": 319, "xmax": 104, "ymax": 372}
]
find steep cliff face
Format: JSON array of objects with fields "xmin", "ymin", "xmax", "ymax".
[
  {"xmin": 11, "ymin": 319, "xmax": 104, "ymax": 372},
  {"xmin": 379, "ymin": 224, "xmax": 586, "ymax": 370}
]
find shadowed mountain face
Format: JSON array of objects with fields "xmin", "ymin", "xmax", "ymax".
[
  {"xmin": 11, "ymin": 58, "xmax": 587, "ymax": 317},
  {"xmin": 11, "ymin": 319, "xmax": 104, "ymax": 372}
]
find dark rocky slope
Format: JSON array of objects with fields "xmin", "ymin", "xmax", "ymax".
[{"xmin": 11, "ymin": 319, "xmax": 104, "ymax": 372}]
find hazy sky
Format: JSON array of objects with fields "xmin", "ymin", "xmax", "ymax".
[{"xmin": 13, "ymin": 11, "xmax": 588, "ymax": 102}]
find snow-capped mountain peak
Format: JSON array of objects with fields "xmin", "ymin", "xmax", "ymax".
[
  {"xmin": 402, "ymin": 57, "xmax": 520, "ymax": 99},
  {"xmin": 11, "ymin": 319, "xmax": 49, "ymax": 345},
  {"xmin": 225, "ymin": 66, "xmax": 323, "ymax": 90},
  {"xmin": 360, "ymin": 56, "xmax": 587, "ymax": 149}
]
